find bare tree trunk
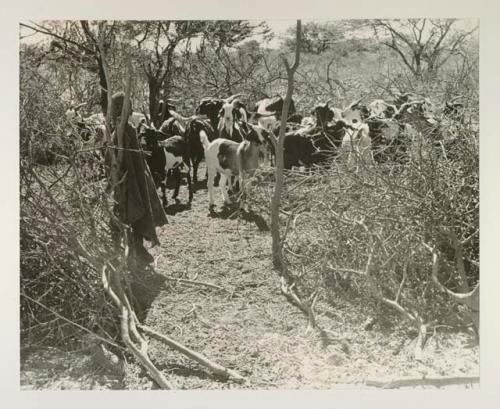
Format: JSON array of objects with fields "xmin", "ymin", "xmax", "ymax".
[
  {"xmin": 97, "ymin": 25, "xmax": 173, "ymax": 389},
  {"xmin": 269, "ymin": 21, "xmax": 318, "ymax": 332},
  {"xmin": 271, "ymin": 20, "xmax": 301, "ymax": 277},
  {"xmin": 96, "ymin": 55, "xmax": 108, "ymax": 115},
  {"xmin": 148, "ymin": 78, "xmax": 160, "ymax": 125},
  {"xmin": 159, "ymin": 46, "xmax": 176, "ymax": 125}
]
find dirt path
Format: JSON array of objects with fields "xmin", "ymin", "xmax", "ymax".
[
  {"xmin": 20, "ymin": 170, "xmax": 479, "ymax": 390},
  {"xmin": 126, "ymin": 171, "xmax": 479, "ymax": 390}
]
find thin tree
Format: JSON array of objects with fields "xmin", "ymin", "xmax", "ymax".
[
  {"xmin": 270, "ymin": 20, "xmax": 318, "ymax": 330},
  {"xmin": 371, "ymin": 19, "xmax": 478, "ymax": 79},
  {"xmin": 271, "ymin": 20, "xmax": 300, "ymax": 274}
]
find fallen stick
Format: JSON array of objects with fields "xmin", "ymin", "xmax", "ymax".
[
  {"xmin": 365, "ymin": 376, "xmax": 479, "ymax": 389},
  {"xmin": 163, "ymin": 276, "xmax": 229, "ymax": 292},
  {"xmin": 138, "ymin": 324, "xmax": 246, "ymax": 383},
  {"xmin": 102, "ymin": 266, "xmax": 173, "ymax": 389}
]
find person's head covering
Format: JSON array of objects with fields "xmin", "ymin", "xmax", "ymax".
[{"xmin": 110, "ymin": 91, "xmax": 132, "ymax": 123}]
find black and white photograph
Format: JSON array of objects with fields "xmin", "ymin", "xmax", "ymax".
[{"xmin": 17, "ymin": 14, "xmax": 481, "ymax": 392}]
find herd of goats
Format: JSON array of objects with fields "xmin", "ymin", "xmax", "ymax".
[{"xmin": 65, "ymin": 92, "xmax": 470, "ymax": 210}]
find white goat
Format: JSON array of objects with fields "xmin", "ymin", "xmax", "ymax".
[
  {"xmin": 340, "ymin": 123, "xmax": 373, "ymax": 169},
  {"xmin": 217, "ymin": 93, "xmax": 247, "ymax": 139},
  {"xmin": 201, "ymin": 122, "xmax": 267, "ymax": 209}
]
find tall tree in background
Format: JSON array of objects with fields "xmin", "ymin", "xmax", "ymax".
[
  {"xmin": 20, "ymin": 21, "xmax": 121, "ymax": 115},
  {"xmin": 20, "ymin": 20, "xmax": 271, "ymax": 124},
  {"xmin": 127, "ymin": 20, "xmax": 270, "ymax": 125},
  {"xmin": 284, "ymin": 21, "xmax": 344, "ymax": 54},
  {"xmin": 371, "ymin": 19, "xmax": 478, "ymax": 79},
  {"xmin": 271, "ymin": 20, "xmax": 319, "ymax": 330}
]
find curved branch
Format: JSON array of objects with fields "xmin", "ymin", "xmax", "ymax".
[{"xmin": 20, "ymin": 22, "xmax": 94, "ymax": 54}]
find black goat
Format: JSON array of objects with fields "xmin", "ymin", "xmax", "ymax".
[
  {"xmin": 139, "ymin": 125, "xmax": 193, "ymax": 207},
  {"xmin": 184, "ymin": 118, "xmax": 217, "ymax": 183}
]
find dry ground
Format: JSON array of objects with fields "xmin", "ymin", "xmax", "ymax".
[{"xmin": 21, "ymin": 166, "xmax": 479, "ymax": 390}]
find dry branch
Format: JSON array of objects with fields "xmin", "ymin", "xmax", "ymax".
[
  {"xmin": 426, "ymin": 246, "xmax": 479, "ymax": 333},
  {"xmin": 163, "ymin": 276, "xmax": 229, "ymax": 292},
  {"xmin": 138, "ymin": 324, "xmax": 246, "ymax": 383},
  {"xmin": 102, "ymin": 265, "xmax": 172, "ymax": 389},
  {"xmin": 96, "ymin": 37, "xmax": 174, "ymax": 389},
  {"xmin": 21, "ymin": 292, "xmax": 123, "ymax": 351},
  {"xmin": 365, "ymin": 376, "xmax": 479, "ymax": 389}
]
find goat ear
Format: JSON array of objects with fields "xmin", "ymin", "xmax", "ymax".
[{"xmin": 136, "ymin": 122, "xmax": 144, "ymax": 134}]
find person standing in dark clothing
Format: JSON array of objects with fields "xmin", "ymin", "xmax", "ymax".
[{"xmin": 108, "ymin": 92, "xmax": 168, "ymax": 265}]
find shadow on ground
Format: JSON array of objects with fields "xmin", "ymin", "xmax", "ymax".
[
  {"xmin": 164, "ymin": 200, "xmax": 192, "ymax": 216},
  {"xmin": 208, "ymin": 204, "xmax": 269, "ymax": 231},
  {"xmin": 129, "ymin": 266, "xmax": 168, "ymax": 321}
]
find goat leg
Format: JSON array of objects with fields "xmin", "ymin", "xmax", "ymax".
[
  {"xmin": 192, "ymin": 160, "xmax": 199, "ymax": 184},
  {"xmin": 207, "ymin": 167, "xmax": 216, "ymax": 209},
  {"xmin": 219, "ymin": 174, "xmax": 231, "ymax": 206},
  {"xmin": 214, "ymin": 173, "xmax": 221, "ymax": 187},
  {"xmin": 186, "ymin": 165, "xmax": 193, "ymax": 203},
  {"xmin": 190, "ymin": 156, "xmax": 200, "ymax": 183},
  {"xmin": 172, "ymin": 167, "xmax": 181, "ymax": 200},
  {"xmin": 161, "ymin": 181, "xmax": 168, "ymax": 207}
]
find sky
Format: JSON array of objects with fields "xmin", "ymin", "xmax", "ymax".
[
  {"xmin": 19, "ymin": 20, "xmax": 296, "ymax": 48},
  {"xmin": 20, "ymin": 19, "xmax": 478, "ymax": 49}
]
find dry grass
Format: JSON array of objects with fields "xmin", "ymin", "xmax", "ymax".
[
  {"xmin": 127, "ymin": 164, "xmax": 478, "ymax": 390},
  {"xmin": 20, "ymin": 163, "xmax": 478, "ymax": 389}
]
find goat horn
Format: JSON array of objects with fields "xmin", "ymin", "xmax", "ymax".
[
  {"xmin": 394, "ymin": 100, "xmax": 424, "ymax": 116},
  {"xmin": 255, "ymin": 111, "xmax": 276, "ymax": 118},
  {"xmin": 165, "ymin": 98, "xmax": 181, "ymax": 102},
  {"xmin": 325, "ymin": 98, "xmax": 334, "ymax": 106},
  {"xmin": 74, "ymin": 102, "xmax": 87, "ymax": 111},
  {"xmin": 226, "ymin": 93, "xmax": 247, "ymax": 103},
  {"xmin": 200, "ymin": 96, "xmax": 218, "ymax": 101},
  {"xmin": 345, "ymin": 97, "xmax": 364, "ymax": 110}
]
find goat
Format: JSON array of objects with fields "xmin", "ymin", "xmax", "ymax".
[
  {"xmin": 250, "ymin": 95, "xmax": 298, "ymax": 132},
  {"xmin": 281, "ymin": 131, "xmax": 318, "ymax": 169},
  {"xmin": 65, "ymin": 102, "xmax": 87, "ymax": 122},
  {"xmin": 139, "ymin": 124, "xmax": 193, "ymax": 207},
  {"xmin": 340, "ymin": 123, "xmax": 373, "ymax": 169},
  {"xmin": 277, "ymin": 121, "xmax": 345, "ymax": 170},
  {"xmin": 158, "ymin": 116, "xmax": 186, "ymax": 138},
  {"xmin": 217, "ymin": 94, "xmax": 248, "ymax": 141},
  {"xmin": 184, "ymin": 118, "xmax": 217, "ymax": 183},
  {"xmin": 311, "ymin": 99, "xmax": 343, "ymax": 127},
  {"xmin": 196, "ymin": 97, "xmax": 224, "ymax": 132},
  {"xmin": 156, "ymin": 98, "xmax": 180, "ymax": 123},
  {"xmin": 201, "ymin": 121, "xmax": 268, "ymax": 209},
  {"xmin": 129, "ymin": 111, "xmax": 148, "ymax": 128},
  {"xmin": 64, "ymin": 107, "xmax": 108, "ymax": 179},
  {"xmin": 163, "ymin": 109, "xmax": 217, "ymax": 182}
]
